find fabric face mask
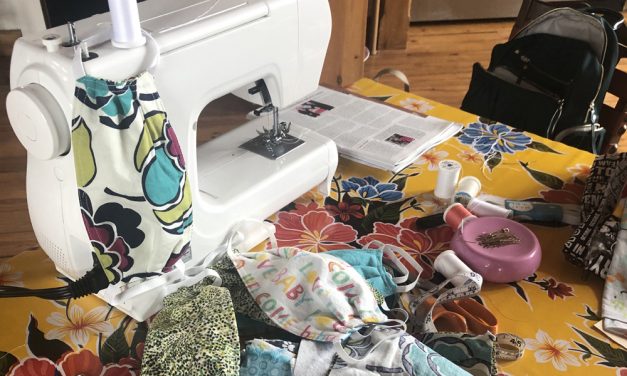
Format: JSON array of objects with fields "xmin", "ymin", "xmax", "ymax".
[
  {"xmin": 327, "ymin": 244, "xmax": 423, "ymax": 297},
  {"xmin": 72, "ymin": 71, "xmax": 192, "ymax": 288},
  {"xmin": 325, "ymin": 249, "xmax": 397, "ymax": 297},
  {"xmin": 229, "ymin": 247, "xmax": 389, "ymax": 342}
]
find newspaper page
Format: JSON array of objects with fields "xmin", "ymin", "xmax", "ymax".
[{"xmin": 280, "ymin": 86, "xmax": 462, "ymax": 172}]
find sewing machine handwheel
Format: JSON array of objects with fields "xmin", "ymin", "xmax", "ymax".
[{"xmin": 6, "ymin": 84, "xmax": 69, "ymax": 160}]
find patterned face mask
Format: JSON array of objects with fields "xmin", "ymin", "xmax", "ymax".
[
  {"xmin": 72, "ymin": 68, "xmax": 192, "ymax": 287},
  {"xmin": 229, "ymin": 246, "xmax": 390, "ymax": 342}
]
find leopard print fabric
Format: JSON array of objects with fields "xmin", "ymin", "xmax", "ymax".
[
  {"xmin": 141, "ymin": 283, "xmax": 240, "ymax": 375},
  {"xmin": 212, "ymin": 254, "xmax": 277, "ymax": 327}
]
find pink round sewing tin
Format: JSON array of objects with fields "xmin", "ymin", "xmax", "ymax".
[{"xmin": 450, "ymin": 217, "xmax": 541, "ymax": 283}]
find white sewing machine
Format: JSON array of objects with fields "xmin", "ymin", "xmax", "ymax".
[{"xmin": 6, "ymin": 0, "xmax": 337, "ymax": 320}]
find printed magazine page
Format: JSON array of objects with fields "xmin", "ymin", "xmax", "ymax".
[{"xmin": 280, "ymin": 86, "xmax": 462, "ymax": 172}]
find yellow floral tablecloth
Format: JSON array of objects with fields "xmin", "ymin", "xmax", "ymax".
[{"xmin": 1, "ymin": 78, "xmax": 625, "ymax": 376}]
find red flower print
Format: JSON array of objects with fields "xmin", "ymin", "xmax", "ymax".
[
  {"xmin": 274, "ymin": 207, "xmax": 357, "ymax": 253},
  {"xmin": 544, "ymin": 278, "xmax": 574, "ymax": 300},
  {"xmin": 119, "ymin": 342, "xmax": 143, "ymax": 372},
  {"xmin": 9, "ymin": 358, "xmax": 57, "ymax": 376},
  {"xmin": 325, "ymin": 201, "xmax": 364, "ymax": 222},
  {"xmin": 58, "ymin": 349, "xmax": 103, "ymax": 376},
  {"xmin": 540, "ymin": 182, "xmax": 584, "ymax": 204},
  {"xmin": 291, "ymin": 201, "xmax": 326, "ymax": 215},
  {"xmin": 102, "ymin": 364, "xmax": 137, "ymax": 376},
  {"xmin": 357, "ymin": 219, "xmax": 454, "ymax": 279}
]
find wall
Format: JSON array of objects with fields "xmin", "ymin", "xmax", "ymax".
[
  {"xmin": 0, "ymin": 0, "xmax": 19, "ymax": 30},
  {"xmin": 0, "ymin": 0, "xmax": 45, "ymax": 36}
]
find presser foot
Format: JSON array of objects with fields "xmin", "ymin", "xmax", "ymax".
[{"xmin": 240, "ymin": 125, "xmax": 305, "ymax": 159}]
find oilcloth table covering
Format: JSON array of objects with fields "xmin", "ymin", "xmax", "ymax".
[{"xmin": 0, "ymin": 78, "xmax": 624, "ymax": 376}]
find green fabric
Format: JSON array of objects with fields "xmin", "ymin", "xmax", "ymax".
[
  {"xmin": 417, "ymin": 332, "xmax": 497, "ymax": 376},
  {"xmin": 141, "ymin": 283, "xmax": 239, "ymax": 375}
]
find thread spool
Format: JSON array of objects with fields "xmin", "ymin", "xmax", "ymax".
[
  {"xmin": 467, "ymin": 198, "xmax": 513, "ymax": 218},
  {"xmin": 435, "ymin": 160, "xmax": 461, "ymax": 201},
  {"xmin": 108, "ymin": 0, "xmax": 146, "ymax": 49},
  {"xmin": 443, "ymin": 203, "xmax": 476, "ymax": 230},
  {"xmin": 434, "ymin": 250, "xmax": 480, "ymax": 287},
  {"xmin": 454, "ymin": 176, "xmax": 482, "ymax": 205}
]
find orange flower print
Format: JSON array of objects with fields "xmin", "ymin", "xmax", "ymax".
[
  {"xmin": 567, "ymin": 164, "xmax": 592, "ymax": 179},
  {"xmin": 458, "ymin": 151, "xmax": 482, "ymax": 164},
  {"xmin": 0, "ymin": 263, "xmax": 23, "ymax": 287},
  {"xmin": 525, "ymin": 330, "xmax": 580, "ymax": 372},
  {"xmin": 46, "ymin": 305, "xmax": 113, "ymax": 346},
  {"xmin": 416, "ymin": 149, "xmax": 449, "ymax": 171},
  {"xmin": 399, "ymin": 98, "xmax": 434, "ymax": 114}
]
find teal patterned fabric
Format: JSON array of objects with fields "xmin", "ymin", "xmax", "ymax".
[
  {"xmin": 417, "ymin": 332, "xmax": 496, "ymax": 376},
  {"xmin": 325, "ymin": 249, "xmax": 398, "ymax": 297},
  {"xmin": 240, "ymin": 339, "xmax": 295, "ymax": 376},
  {"xmin": 71, "ymin": 72, "xmax": 193, "ymax": 285}
]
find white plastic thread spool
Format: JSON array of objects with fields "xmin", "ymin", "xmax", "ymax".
[
  {"xmin": 467, "ymin": 198, "xmax": 513, "ymax": 218},
  {"xmin": 108, "ymin": 0, "xmax": 146, "ymax": 48},
  {"xmin": 454, "ymin": 176, "xmax": 482, "ymax": 205},
  {"xmin": 435, "ymin": 160, "xmax": 461, "ymax": 201},
  {"xmin": 434, "ymin": 250, "xmax": 480, "ymax": 288}
]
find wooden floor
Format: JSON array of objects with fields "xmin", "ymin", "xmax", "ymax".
[{"xmin": 0, "ymin": 19, "xmax": 625, "ymax": 258}]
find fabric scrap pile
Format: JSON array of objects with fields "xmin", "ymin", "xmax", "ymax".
[{"xmin": 141, "ymin": 241, "xmax": 523, "ymax": 376}]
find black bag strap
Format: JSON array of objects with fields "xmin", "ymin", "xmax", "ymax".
[{"xmin": 584, "ymin": 7, "xmax": 625, "ymax": 30}]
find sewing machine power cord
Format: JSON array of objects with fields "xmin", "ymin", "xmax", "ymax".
[{"xmin": 0, "ymin": 256, "xmax": 109, "ymax": 300}]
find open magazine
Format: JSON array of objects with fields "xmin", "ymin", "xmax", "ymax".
[{"xmin": 280, "ymin": 86, "xmax": 462, "ymax": 173}]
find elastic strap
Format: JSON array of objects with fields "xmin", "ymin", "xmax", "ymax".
[
  {"xmin": 364, "ymin": 240, "xmax": 423, "ymax": 292},
  {"xmin": 383, "ymin": 244, "xmax": 423, "ymax": 293},
  {"xmin": 495, "ymin": 333, "xmax": 525, "ymax": 360}
]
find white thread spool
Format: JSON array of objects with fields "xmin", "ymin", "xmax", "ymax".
[
  {"xmin": 454, "ymin": 176, "xmax": 482, "ymax": 205},
  {"xmin": 435, "ymin": 160, "xmax": 461, "ymax": 201},
  {"xmin": 467, "ymin": 198, "xmax": 513, "ymax": 218},
  {"xmin": 434, "ymin": 250, "xmax": 480, "ymax": 287},
  {"xmin": 108, "ymin": 0, "xmax": 146, "ymax": 48}
]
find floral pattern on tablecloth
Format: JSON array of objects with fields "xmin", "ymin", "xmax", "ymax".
[{"xmin": 1, "ymin": 78, "xmax": 626, "ymax": 376}]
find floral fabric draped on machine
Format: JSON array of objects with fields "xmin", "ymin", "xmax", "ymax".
[{"xmin": 0, "ymin": 79, "xmax": 625, "ymax": 376}]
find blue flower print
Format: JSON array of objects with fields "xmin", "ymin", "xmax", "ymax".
[
  {"xmin": 341, "ymin": 176, "xmax": 403, "ymax": 202},
  {"xmin": 458, "ymin": 122, "xmax": 531, "ymax": 155}
]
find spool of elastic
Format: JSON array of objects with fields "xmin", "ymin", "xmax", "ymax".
[
  {"xmin": 443, "ymin": 203, "xmax": 476, "ymax": 230},
  {"xmin": 435, "ymin": 160, "xmax": 461, "ymax": 201},
  {"xmin": 433, "ymin": 250, "xmax": 478, "ymax": 287},
  {"xmin": 454, "ymin": 176, "xmax": 482, "ymax": 205},
  {"xmin": 467, "ymin": 198, "xmax": 513, "ymax": 218}
]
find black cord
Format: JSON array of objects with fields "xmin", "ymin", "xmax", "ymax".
[{"xmin": 0, "ymin": 261, "xmax": 109, "ymax": 300}]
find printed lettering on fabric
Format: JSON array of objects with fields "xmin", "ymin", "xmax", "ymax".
[
  {"xmin": 229, "ymin": 247, "xmax": 388, "ymax": 342},
  {"xmin": 564, "ymin": 154, "xmax": 627, "ymax": 278}
]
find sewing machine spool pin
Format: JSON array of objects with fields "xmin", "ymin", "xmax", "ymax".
[{"xmin": 240, "ymin": 80, "xmax": 304, "ymax": 159}]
